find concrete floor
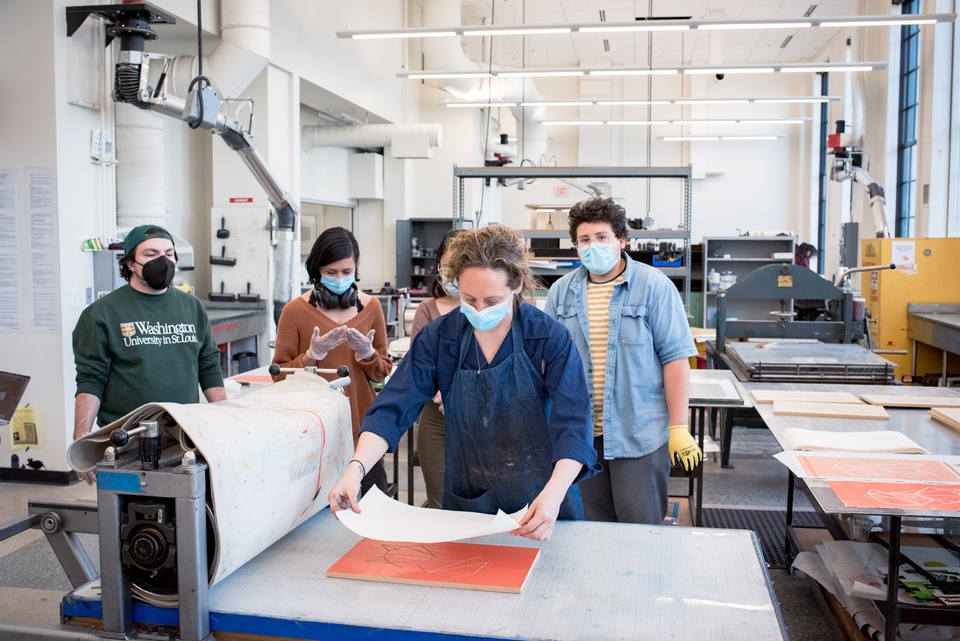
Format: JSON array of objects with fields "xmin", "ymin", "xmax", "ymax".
[{"xmin": 0, "ymin": 426, "xmax": 840, "ymax": 640}]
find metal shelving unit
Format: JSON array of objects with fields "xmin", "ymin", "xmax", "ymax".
[{"xmin": 453, "ymin": 166, "xmax": 693, "ymax": 308}]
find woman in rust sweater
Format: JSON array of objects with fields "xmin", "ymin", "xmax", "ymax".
[{"xmin": 274, "ymin": 227, "xmax": 393, "ymax": 492}]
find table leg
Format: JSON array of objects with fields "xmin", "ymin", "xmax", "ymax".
[
  {"xmin": 721, "ymin": 408, "xmax": 735, "ymax": 469},
  {"xmin": 886, "ymin": 516, "xmax": 902, "ymax": 641}
]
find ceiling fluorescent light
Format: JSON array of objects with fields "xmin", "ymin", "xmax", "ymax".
[
  {"xmin": 663, "ymin": 136, "xmax": 720, "ymax": 141},
  {"xmin": 753, "ymin": 97, "xmax": 831, "ymax": 103},
  {"xmin": 818, "ymin": 18, "xmax": 938, "ymax": 28},
  {"xmin": 598, "ymin": 100, "xmax": 671, "ymax": 106},
  {"xmin": 464, "ymin": 27, "xmax": 572, "ymax": 36},
  {"xmin": 351, "ymin": 30, "xmax": 457, "ymax": 39},
  {"xmin": 589, "ymin": 69, "xmax": 679, "ymax": 76},
  {"xmin": 675, "ymin": 120, "xmax": 738, "ymax": 125},
  {"xmin": 408, "ymin": 72, "xmax": 492, "ymax": 79},
  {"xmin": 780, "ymin": 65, "xmax": 873, "ymax": 73},
  {"xmin": 698, "ymin": 22, "xmax": 812, "ymax": 30},
  {"xmin": 676, "ymin": 99, "xmax": 750, "ymax": 105},
  {"xmin": 445, "ymin": 102, "xmax": 517, "ymax": 108},
  {"xmin": 721, "ymin": 136, "xmax": 781, "ymax": 140},
  {"xmin": 610, "ymin": 120, "xmax": 672, "ymax": 125},
  {"xmin": 579, "ymin": 24, "xmax": 690, "ymax": 33},
  {"xmin": 685, "ymin": 67, "xmax": 775, "ymax": 75},
  {"xmin": 521, "ymin": 101, "xmax": 593, "ymax": 107},
  {"xmin": 544, "ymin": 121, "xmax": 604, "ymax": 126},
  {"xmin": 498, "ymin": 70, "xmax": 584, "ymax": 77}
]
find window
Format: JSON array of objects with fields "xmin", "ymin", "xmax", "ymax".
[{"xmin": 895, "ymin": 0, "xmax": 920, "ymax": 237}]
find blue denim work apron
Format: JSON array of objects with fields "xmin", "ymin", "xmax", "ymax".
[{"xmin": 442, "ymin": 316, "xmax": 584, "ymax": 520}]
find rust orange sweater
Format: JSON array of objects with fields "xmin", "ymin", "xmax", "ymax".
[{"xmin": 273, "ymin": 296, "xmax": 392, "ymax": 442}]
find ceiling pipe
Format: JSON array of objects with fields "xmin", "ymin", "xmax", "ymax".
[
  {"xmin": 302, "ymin": 123, "xmax": 442, "ymax": 159},
  {"xmin": 420, "ymin": 0, "xmax": 548, "ymax": 164}
]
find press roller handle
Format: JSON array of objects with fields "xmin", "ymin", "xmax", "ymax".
[{"xmin": 268, "ymin": 364, "xmax": 349, "ymax": 378}]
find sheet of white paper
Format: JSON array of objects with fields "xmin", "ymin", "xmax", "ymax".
[
  {"xmin": 780, "ymin": 427, "xmax": 927, "ymax": 454},
  {"xmin": 335, "ymin": 486, "xmax": 527, "ymax": 543}
]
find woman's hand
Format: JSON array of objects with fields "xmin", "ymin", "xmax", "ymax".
[
  {"xmin": 307, "ymin": 326, "xmax": 347, "ymax": 361},
  {"xmin": 328, "ymin": 460, "xmax": 365, "ymax": 515},
  {"xmin": 345, "ymin": 328, "xmax": 376, "ymax": 361},
  {"xmin": 432, "ymin": 391, "xmax": 444, "ymax": 415},
  {"xmin": 510, "ymin": 486, "xmax": 564, "ymax": 541}
]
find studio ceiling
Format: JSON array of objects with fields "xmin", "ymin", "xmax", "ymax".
[{"xmin": 457, "ymin": 1, "xmax": 861, "ymax": 68}]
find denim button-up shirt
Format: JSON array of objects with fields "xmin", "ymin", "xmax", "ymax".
[{"xmin": 544, "ymin": 254, "xmax": 697, "ymax": 459}]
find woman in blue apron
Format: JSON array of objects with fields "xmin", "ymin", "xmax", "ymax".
[{"xmin": 329, "ymin": 225, "xmax": 599, "ymax": 541}]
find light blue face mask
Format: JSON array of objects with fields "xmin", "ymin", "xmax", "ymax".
[
  {"xmin": 441, "ymin": 276, "xmax": 460, "ymax": 299},
  {"xmin": 460, "ymin": 298, "xmax": 511, "ymax": 332},
  {"xmin": 320, "ymin": 273, "xmax": 355, "ymax": 295},
  {"xmin": 578, "ymin": 241, "xmax": 620, "ymax": 275}
]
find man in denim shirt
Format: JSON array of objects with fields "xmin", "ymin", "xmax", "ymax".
[{"xmin": 544, "ymin": 198, "xmax": 699, "ymax": 524}]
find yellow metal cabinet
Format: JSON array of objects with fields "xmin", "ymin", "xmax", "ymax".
[{"xmin": 861, "ymin": 238, "xmax": 960, "ymax": 383}]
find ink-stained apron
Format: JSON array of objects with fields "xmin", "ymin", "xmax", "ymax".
[{"xmin": 442, "ymin": 315, "xmax": 584, "ymax": 520}]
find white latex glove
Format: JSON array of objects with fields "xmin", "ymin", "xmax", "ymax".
[
  {"xmin": 345, "ymin": 328, "xmax": 376, "ymax": 361},
  {"xmin": 306, "ymin": 326, "xmax": 347, "ymax": 361}
]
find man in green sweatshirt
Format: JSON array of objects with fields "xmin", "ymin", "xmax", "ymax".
[{"xmin": 72, "ymin": 225, "xmax": 226, "ymax": 483}]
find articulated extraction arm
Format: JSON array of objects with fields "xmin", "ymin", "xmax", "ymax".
[
  {"xmin": 67, "ymin": 2, "xmax": 296, "ymax": 323},
  {"xmin": 828, "ymin": 120, "xmax": 890, "ymax": 238}
]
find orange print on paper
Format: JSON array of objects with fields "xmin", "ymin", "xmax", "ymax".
[
  {"xmin": 828, "ymin": 481, "xmax": 960, "ymax": 511},
  {"xmin": 799, "ymin": 456, "xmax": 960, "ymax": 482},
  {"xmin": 327, "ymin": 538, "xmax": 539, "ymax": 593}
]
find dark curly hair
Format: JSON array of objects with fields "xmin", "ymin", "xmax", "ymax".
[
  {"xmin": 429, "ymin": 228, "xmax": 464, "ymax": 299},
  {"xmin": 566, "ymin": 197, "xmax": 629, "ymax": 244}
]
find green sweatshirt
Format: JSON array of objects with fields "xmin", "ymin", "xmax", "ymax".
[{"xmin": 73, "ymin": 285, "xmax": 224, "ymax": 425}]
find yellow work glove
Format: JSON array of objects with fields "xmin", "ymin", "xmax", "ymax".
[{"xmin": 668, "ymin": 424, "xmax": 702, "ymax": 472}]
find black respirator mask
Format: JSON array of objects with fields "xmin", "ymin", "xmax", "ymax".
[{"xmin": 137, "ymin": 257, "xmax": 177, "ymax": 291}]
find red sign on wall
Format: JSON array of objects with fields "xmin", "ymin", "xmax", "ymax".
[
  {"xmin": 229, "ymin": 197, "xmax": 254, "ymax": 203},
  {"xmin": 554, "ymin": 187, "xmax": 567, "ymax": 197}
]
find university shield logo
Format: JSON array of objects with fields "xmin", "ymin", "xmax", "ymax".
[{"xmin": 120, "ymin": 323, "xmax": 135, "ymax": 338}]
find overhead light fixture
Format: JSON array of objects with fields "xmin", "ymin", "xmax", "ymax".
[
  {"xmin": 445, "ymin": 102, "xmax": 518, "ymax": 108},
  {"xmin": 444, "ymin": 96, "xmax": 838, "ymax": 108},
  {"xmin": 684, "ymin": 67, "xmax": 775, "ymax": 75},
  {"xmin": 697, "ymin": 22, "xmax": 811, "ymax": 31},
  {"xmin": 498, "ymin": 70, "xmax": 584, "ymax": 77},
  {"xmin": 662, "ymin": 135, "xmax": 782, "ymax": 141},
  {"xmin": 402, "ymin": 62, "xmax": 884, "ymax": 80},
  {"xmin": 589, "ymin": 69, "xmax": 679, "ymax": 76},
  {"xmin": 408, "ymin": 71, "xmax": 492, "ymax": 79},
  {"xmin": 542, "ymin": 119, "xmax": 810, "ymax": 126},
  {"xmin": 337, "ymin": 14, "xmax": 955, "ymax": 40}
]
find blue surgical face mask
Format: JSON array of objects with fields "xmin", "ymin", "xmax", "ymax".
[
  {"xmin": 441, "ymin": 276, "xmax": 460, "ymax": 299},
  {"xmin": 460, "ymin": 297, "xmax": 512, "ymax": 332},
  {"xmin": 578, "ymin": 241, "xmax": 620, "ymax": 275},
  {"xmin": 320, "ymin": 273, "xmax": 355, "ymax": 295}
]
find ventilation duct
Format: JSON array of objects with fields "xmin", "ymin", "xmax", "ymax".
[
  {"xmin": 420, "ymin": 0, "xmax": 548, "ymax": 164},
  {"xmin": 303, "ymin": 123, "xmax": 442, "ymax": 159},
  {"xmin": 115, "ymin": 1, "xmax": 271, "ymax": 231}
]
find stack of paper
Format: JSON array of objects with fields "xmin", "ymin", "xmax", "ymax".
[{"xmin": 780, "ymin": 428, "xmax": 927, "ymax": 454}]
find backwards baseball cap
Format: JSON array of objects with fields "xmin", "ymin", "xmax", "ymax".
[{"xmin": 123, "ymin": 225, "xmax": 175, "ymax": 254}]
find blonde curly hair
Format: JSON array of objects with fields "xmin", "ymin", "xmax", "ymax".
[{"xmin": 445, "ymin": 225, "xmax": 542, "ymax": 300}]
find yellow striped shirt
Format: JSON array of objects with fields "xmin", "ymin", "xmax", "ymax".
[{"xmin": 586, "ymin": 275, "xmax": 624, "ymax": 436}]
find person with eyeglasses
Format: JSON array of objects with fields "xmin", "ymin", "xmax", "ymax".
[
  {"xmin": 544, "ymin": 198, "xmax": 699, "ymax": 525},
  {"xmin": 409, "ymin": 228, "xmax": 463, "ymax": 509},
  {"xmin": 329, "ymin": 225, "xmax": 599, "ymax": 541}
]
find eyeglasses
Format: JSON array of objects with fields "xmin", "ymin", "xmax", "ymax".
[{"xmin": 575, "ymin": 233, "xmax": 616, "ymax": 247}]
